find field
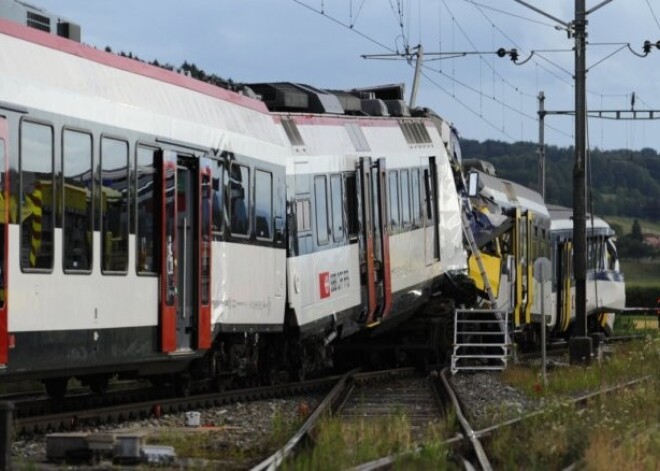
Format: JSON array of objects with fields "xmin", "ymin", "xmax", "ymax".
[
  {"xmin": 604, "ymin": 216, "xmax": 660, "ymax": 236},
  {"xmin": 620, "ymin": 260, "xmax": 660, "ymax": 288},
  {"xmin": 495, "ymin": 335, "xmax": 660, "ymax": 469}
]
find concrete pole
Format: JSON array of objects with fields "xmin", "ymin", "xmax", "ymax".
[
  {"xmin": 538, "ymin": 91, "xmax": 546, "ymax": 200},
  {"xmin": 569, "ymin": 0, "xmax": 592, "ymax": 365},
  {"xmin": 409, "ymin": 45, "xmax": 424, "ymax": 109}
]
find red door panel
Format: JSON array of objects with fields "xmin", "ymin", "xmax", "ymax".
[
  {"xmin": 197, "ymin": 158, "xmax": 212, "ymax": 349},
  {"xmin": 0, "ymin": 117, "xmax": 8, "ymax": 364},
  {"xmin": 160, "ymin": 151, "xmax": 177, "ymax": 352}
]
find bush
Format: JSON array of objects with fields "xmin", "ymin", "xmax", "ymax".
[{"xmin": 625, "ymin": 286, "xmax": 660, "ymax": 308}]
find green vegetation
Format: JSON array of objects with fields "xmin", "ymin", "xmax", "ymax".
[
  {"xmin": 285, "ymin": 413, "xmax": 453, "ymax": 470},
  {"xmin": 493, "ymin": 336, "xmax": 660, "ymax": 469},
  {"xmin": 462, "ymin": 139, "xmax": 660, "ymax": 221},
  {"xmin": 605, "ymin": 216, "xmax": 660, "ymax": 236},
  {"xmin": 621, "ymin": 261, "xmax": 660, "ymax": 288},
  {"xmin": 146, "ymin": 407, "xmax": 301, "ymax": 465}
]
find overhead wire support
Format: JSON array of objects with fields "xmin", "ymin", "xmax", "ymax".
[
  {"xmin": 362, "ymin": 47, "xmax": 523, "ymax": 108},
  {"xmin": 509, "ymin": 0, "xmax": 616, "ymax": 366}
]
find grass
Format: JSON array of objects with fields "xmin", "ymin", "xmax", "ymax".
[
  {"xmin": 285, "ymin": 411, "xmax": 454, "ymax": 470},
  {"xmin": 620, "ymin": 259, "xmax": 660, "ymax": 288},
  {"xmin": 146, "ymin": 407, "xmax": 301, "ymax": 465},
  {"xmin": 490, "ymin": 335, "xmax": 660, "ymax": 469}
]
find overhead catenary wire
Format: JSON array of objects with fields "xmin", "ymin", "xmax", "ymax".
[
  {"xmin": 292, "ymin": 0, "xmax": 660, "ymax": 143},
  {"xmin": 291, "ymin": 0, "xmax": 574, "ymax": 141},
  {"xmin": 422, "ymin": 64, "xmax": 574, "ymax": 139},
  {"xmin": 441, "ymin": 0, "xmax": 537, "ymax": 98},
  {"xmin": 644, "ymin": 0, "xmax": 660, "ymax": 32},
  {"xmin": 460, "ymin": 0, "xmax": 559, "ymax": 29}
]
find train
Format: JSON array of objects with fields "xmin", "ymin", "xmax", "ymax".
[
  {"xmin": 0, "ymin": 9, "xmax": 625, "ymax": 397},
  {"xmin": 463, "ymin": 160, "xmax": 625, "ymax": 349},
  {"xmin": 0, "ymin": 15, "xmax": 478, "ymax": 396}
]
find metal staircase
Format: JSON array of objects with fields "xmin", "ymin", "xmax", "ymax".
[{"xmin": 451, "ymin": 211, "xmax": 512, "ymax": 374}]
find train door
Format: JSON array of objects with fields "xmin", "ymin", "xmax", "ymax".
[
  {"xmin": 159, "ymin": 151, "xmax": 212, "ymax": 353},
  {"xmin": 0, "ymin": 117, "xmax": 8, "ymax": 365},
  {"xmin": 555, "ymin": 240, "xmax": 573, "ymax": 334},
  {"xmin": 358, "ymin": 157, "xmax": 392, "ymax": 325},
  {"xmin": 423, "ymin": 157, "xmax": 440, "ymax": 266}
]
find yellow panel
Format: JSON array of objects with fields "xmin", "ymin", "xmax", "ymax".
[{"xmin": 468, "ymin": 253, "xmax": 502, "ymax": 298}]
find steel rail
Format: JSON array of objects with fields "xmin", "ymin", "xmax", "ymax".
[
  {"xmin": 15, "ymin": 375, "xmax": 341, "ymax": 435},
  {"xmin": 474, "ymin": 374, "xmax": 654, "ymax": 439},
  {"xmin": 350, "ymin": 372, "xmax": 654, "ymax": 471},
  {"xmin": 252, "ymin": 367, "xmax": 421, "ymax": 470},
  {"xmin": 251, "ymin": 368, "xmax": 360, "ymax": 471},
  {"xmin": 440, "ymin": 367, "xmax": 492, "ymax": 471}
]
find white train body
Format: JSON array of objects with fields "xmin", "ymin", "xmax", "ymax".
[
  {"xmin": 466, "ymin": 165, "xmax": 625, "ymax": 338},
  {"xmin": 0, "ymin": 18, "xmax": 467, "ymax": 382}
]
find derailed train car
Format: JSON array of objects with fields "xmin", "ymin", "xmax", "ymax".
[
  {"xmin": 464, "ymin": 160, "xmax": 625, "ymax": 345},
  {"xmin": 0, "ymin": 17, "xmax": 472, "ymax": 396}
]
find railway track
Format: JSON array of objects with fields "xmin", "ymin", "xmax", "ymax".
[
  {"xmin": 252, "ymin": 366, "xmax": 493, "ymax": 470},
  {"xmin": 13, "ymin": 376, "xmax": 338, "ymax": 435}
]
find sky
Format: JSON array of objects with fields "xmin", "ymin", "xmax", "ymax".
[{"xmin": 25, "ymin": 0, "xmax": 660, "ymax": 151}]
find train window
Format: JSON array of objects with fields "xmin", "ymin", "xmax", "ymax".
[
  {"xmin": 388, "ymin": 170, "xmax": 400, "ymax": 228},
  {"xmin": 315, "ymin": 176, "xmax": 329, "ymax": 245},
  {"xmin": 330, "ymin": 174, "xmax": 344, "ymax": 242},
  {"xmin": 411, "ymin": 168, "xmax": 421, "ymax": 224},
  {"xmin": 135, "ymin": 146, "xmax": 159, "ymax": 274},
  {"xmin": 63, "ymin": 130, "xmax": 93, "ymax": 272},
  {"xmin": 230, "ymin": 163, "xmax": 250, "ymax": 236},
  {"xmin": 401, "ymin": 169, "xmax": 411, "ymax": 227},
  {"xmin": 20, "ymin": 121, "xmax": 54, "ymax": 271},
  {"xmin": 423, "ymin": 169, "xmax": 433, "ymax": 222},
  {"xmin": 255, "ymin": 169, "xmax": 273, "ymax": 240},
  {"xmin": 344, "ymin": 173, "xmax": 359, "ymax": 240},
  {"xmin": 296, "ymin": 199, "xmax": 312, "ymax": 232},
  {"xmin": 101, "ymin": 137, "xmax": 129, "ymax": 273},
  {"xmin": 212, "ymin": 161, "xmax": 226, "ymax": 234},
  {"xmin": 542, "ymin": 229, "xmax": 547, "ymax": 258}
]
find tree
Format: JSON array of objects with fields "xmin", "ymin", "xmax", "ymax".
[{"xmin": 631, "ymin": 219, "xmax": 643, "ymax": 242}]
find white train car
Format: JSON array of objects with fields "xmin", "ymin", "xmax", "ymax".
[
  {"xmin": 548, "ymin": 204, "xmax": 624, "ymax": 335},
  {"xmin": 465, "ymin": 162, "xmax": 624, "ymax": 343},
  {"xmin": 0, "ymin": 18, "xmax": 468, "ymax": 395}
]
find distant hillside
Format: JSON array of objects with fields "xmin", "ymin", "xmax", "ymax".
[{"xmin": 461, "ymin": 139, "xmax": 660, "ymax": 221}]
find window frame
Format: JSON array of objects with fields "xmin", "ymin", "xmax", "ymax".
[
  {"xmin": 254, "ymin": 167, "xmax": 274, "ymax": 242},
  {"xmin": 411, "ymin": 168, "xmax": 422, "ymax": 226},
  {"xmin": 99, "ymin": 134, "xmax": 130, "ymax": 275},
  {"xmin": 228, "ymin": 162, "xmax": 251, "ymax": 238},
  {"xmin": 330, "ymin": 173, "xmax": 345, "ymax": 243},
  {"xmin": 388, "ymin": 170, "xmax": 400, "ymax": 230},
  {"xmin": 314, "ymin": 175, "xmax": 330, "ymax": 246},
  {"xmin": 61, "ymin": 126, "xmax": 94, "ymax": 274},
  {"xmin": 400, "ymin": 168, "xmax": 411, "ymax": 228},
  {"xmin": 134, "ymin": 142, "xmax": 160, "ymax": 276},
  {"xmin": 19, "ymin": 118, "xmax": 55, "ymax": 273}
]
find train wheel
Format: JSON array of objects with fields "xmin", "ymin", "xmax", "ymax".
[{"xmin": 44, "ymin": 377, "xmax": 69, "ymax": 400}]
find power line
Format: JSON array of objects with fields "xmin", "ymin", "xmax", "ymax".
[
  {"xmin": 460, "ymin": 0, "xmax": 559, "ymax": 29},
  {"xmin": 441, "ymin": 0, "xmax": 536, "ymax": 98},
  {"xmin": 420, "ymin": 70, "xmax": 517, "ymax": 140},
  {"xmin": 422, "ymin": 63, "xmax": 574, "ymax": 139},
  {"xmin": 644, "ymin": 0, "xmax": 660, "ymax": 32},
  {"xmin": 290, "ymin": 0, "xmax": 396, "ymax": 52}
]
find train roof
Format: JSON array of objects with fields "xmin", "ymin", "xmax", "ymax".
[
  {"xmin": 0, "ymin": 17, "xmax": 454, "ymax": 163},
  {"xmin": 466, "ymin": 164, "xmax": 550, "ymax": 220},
  {"xmin": 0, "ymin": 10, "xmax": 453, "ymax": 123},
  {"xmin": 548, "ymin": 204, "xmax": 615, "ymax": 237}
]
